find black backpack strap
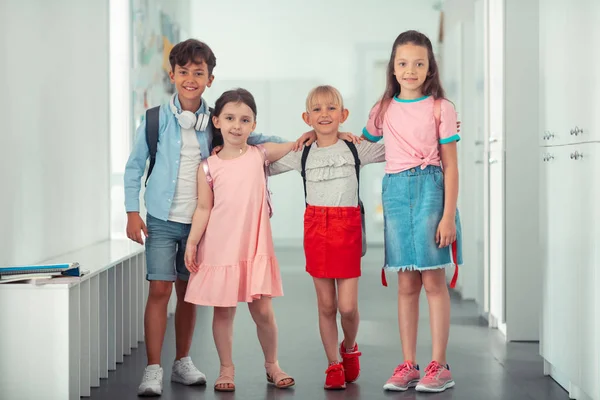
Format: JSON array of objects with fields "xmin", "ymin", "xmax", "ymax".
[
  {"xmin": 343, "ymin": 141, "xmax": 364, "ymax": 213},
  {"xmin": 145, "ymin": 106, "xmax": 160, "ymax": 186},
  {"xmin": 300, "ymin": 145, "xmax": 312, "ymax": 206}
]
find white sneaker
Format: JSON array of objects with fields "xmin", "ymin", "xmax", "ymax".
[
  {"xmin": 138, "ymin": 365, "xmax": 163, "ymax": 396},
  {"xmin": 171, "ymin": 356, "xmax": 207, "ymax": 386}
]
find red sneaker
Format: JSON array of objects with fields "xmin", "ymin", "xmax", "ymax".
[
  {"xmin": 340, "ymin": 341, "xmax": 362, "ymax": 383},
  {"xmin": 324, "ymin": 363, "xmax": 346, "ymax": 390}
]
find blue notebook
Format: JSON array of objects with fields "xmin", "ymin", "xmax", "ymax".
[{"xmin": 0, "ymin": 262, "xmax": 80, "ymax": 277}]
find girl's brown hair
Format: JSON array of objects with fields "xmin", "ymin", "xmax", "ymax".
[
  {"xmin": 210, "ymin": 88, "xmax": 257, "ymax": 148},
  {"xmin": 375, "ymin": 30, "xmax": 446, "ymax": 128}
]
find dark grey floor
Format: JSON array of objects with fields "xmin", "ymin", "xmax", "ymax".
[{"xmin": 90, "ymin": 247, "xmax": 568, "ymax": 400}]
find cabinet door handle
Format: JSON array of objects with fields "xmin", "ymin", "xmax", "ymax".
[
  {"xmin": 570, "ymin": 127, "xmax": 584, "ymax": 136},
  {"xmin": 543, "ymin": 130, "xmax": 552, "ymax": 140},
  {"xmin": 570, "ymin": 151, "xmax": 584, "ymax": 160}
]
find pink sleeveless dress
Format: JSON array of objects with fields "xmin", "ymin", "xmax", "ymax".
[{"xmin": 184, "ymin": 146, "xmax": 283, "ymax": 307}]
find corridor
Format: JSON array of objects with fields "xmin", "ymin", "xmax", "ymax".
[{"xmin": 89, "ymin": 247, "xmax": 568, "ymax": 400}]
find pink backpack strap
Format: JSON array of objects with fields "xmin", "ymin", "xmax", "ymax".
[
  {"xmin": 201, "ymin": 159, "xmax": 213, "ymax": 189},
  {"xmin": 256, "ymin": 144, "xmax": 270, "ymax": 167},
  {"xmin": 256, "ymin": 145, "xmax": 273, "ymax": 218},
  {"xmin": 433, "ymin": 97, "xmax": 442, "ymax": 134}
]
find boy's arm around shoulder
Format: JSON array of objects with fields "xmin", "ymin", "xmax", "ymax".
[
  {"xmin": 247, "ymin": 131, "xmax": 287, "ymax": 145},
  {"xmin": 248, "ymin": 130, "xmax": 319, "ymax": 152},
  {"xmin": 124, "ymin": 119, "xmax": 150, "ymax": 213}
]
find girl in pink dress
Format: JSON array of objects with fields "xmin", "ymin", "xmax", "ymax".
[{"xmin": 184, "ymin": 88, "xmax": 295, "ymax": 392}]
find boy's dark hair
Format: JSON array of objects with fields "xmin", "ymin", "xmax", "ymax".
[
  {"xmin": 169, "ymin": 39, "xmax": 217, "ymax": 75},
  {"xmin": 210, "ymin": 88, "xmax": 257, "ymax": 149}
]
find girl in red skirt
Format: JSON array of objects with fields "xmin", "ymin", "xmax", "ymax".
[{"xmin": 269, "ymin": 85, "xmax": 385, "ymax": 389}]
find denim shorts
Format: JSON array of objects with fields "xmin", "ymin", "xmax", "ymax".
[
  {"xmin": 145, "ymin": 213, "xmax": 191, "ymax": 281},
  {"xmin": 382, "ymin": 165, "xmax": 463, "ymax": 272}
]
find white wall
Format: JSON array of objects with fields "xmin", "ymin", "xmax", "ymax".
[
  {"xmin": 502, "ymin": 0, "xmax": 540, "ymax": 341},
  {"xmin": 111, "ymin": 0, "xmax": 193, "ymax": 238},
  {"xmin": 191, "ymin": 0, "xmax": 442, "ymax": 244},
  {"xmin": 0, "ymin": 0, "xmax": 110, "ymax": 265},
  {"xmin": 441, "ymin": 0, "xmax": 485, "ymax": 304}
]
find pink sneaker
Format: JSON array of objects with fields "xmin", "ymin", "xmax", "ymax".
[
  {"xmin": 382, "ymin": 361, "xmax": 420, "ymax": 391},
  {"xmin": 415, "ymin": 361, "xmax": 455, "ymax": 392}
]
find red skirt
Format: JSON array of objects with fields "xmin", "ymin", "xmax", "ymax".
[{"xmin": 303, "ymin": 205, "xmax": 362, "ymax": 279}]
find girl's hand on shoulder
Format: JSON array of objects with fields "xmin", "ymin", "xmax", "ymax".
[
  {"xmin": 293, "ymin": 130, "xmax": 316, "ymax": 151},
  {"xmin": 436, "ymin": 216, "xmax": 456, "ymax": 248},
  {"xmin": 184, "ymin": 243, "xmax": 199, "ymax": 273},
  {"xmin": 338, "ymin": 132, "xmax": 363, "ymax": 144}
]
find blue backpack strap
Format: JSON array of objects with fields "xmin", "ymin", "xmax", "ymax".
[{"xmin": 144, "ymin": 106, "xmax": 160, "ymax": 186}]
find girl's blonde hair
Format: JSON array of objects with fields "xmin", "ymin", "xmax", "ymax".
[{"xmin": 305, "ymin": 85, "xmax": 345, "ymax": 111}]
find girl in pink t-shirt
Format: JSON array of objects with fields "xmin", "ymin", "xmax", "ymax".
[{"xmin": 362, "ymin": 30, "xmax": 462, "ymax": 393}]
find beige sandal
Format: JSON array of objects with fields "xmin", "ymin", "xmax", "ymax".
[
  {"xmin": 265, "ymin": 361, "xmax": 295, "ymax": 389},
  {"xmin": 214, "ymin": 365, "xmax": 235, "ymax": 392}
]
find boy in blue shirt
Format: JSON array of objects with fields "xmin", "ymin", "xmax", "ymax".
[{"xmin": 124, "ymin": 39, "xmax": 313, "ymax": 396}]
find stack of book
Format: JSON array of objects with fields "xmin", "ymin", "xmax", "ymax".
[{"xmin": 0, "ymin": 262, "xmax": 83, "ymax": 284}]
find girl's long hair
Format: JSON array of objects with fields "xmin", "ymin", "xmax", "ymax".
[{"xmin": 375, "ymin": 30, "xmax": 446, "ymax": 129}]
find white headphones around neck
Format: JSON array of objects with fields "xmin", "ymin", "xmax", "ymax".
[{"xmin": 169, "ymin": 93, "xmax": 210, "ymax": 131}]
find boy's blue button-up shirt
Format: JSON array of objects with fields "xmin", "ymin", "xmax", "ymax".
[{"xmin": 124, "ymin": 96, "xmax": 285, "ymax": 221}]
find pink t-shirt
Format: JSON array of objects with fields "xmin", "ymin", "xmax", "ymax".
[{"xmin": 363, "ymin": 95, "xmax": 459, "ymax": 174}]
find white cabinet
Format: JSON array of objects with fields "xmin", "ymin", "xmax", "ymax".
[
  {"xmin": 576, "ymin": 144, "xmax": 599, "ymax": 400},
  {"xmin": 538, "ymin": 0, "xmax": 569, "ymax": 146},
  {"xmin": 539, "ymin": 1, "xmax": 600, "ymax": 398},
  {"xmin": 539, "ymin": 0, "xmax": 597, "ymax": 146},
  {"xmin": 539, "ymin": 2, "xmax": 600, "ymax": 396},
  {"xmin": 539, "ymin": 146, "xmax": 581, "ymax": 389},
  {"xmin": 540, "ymin": 144, "xmax": 599, "ymax": 400}
]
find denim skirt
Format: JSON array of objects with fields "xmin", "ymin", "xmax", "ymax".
[{"xmin": 382, "ymin": 165, "xmax": 463, "ymax": 274}]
